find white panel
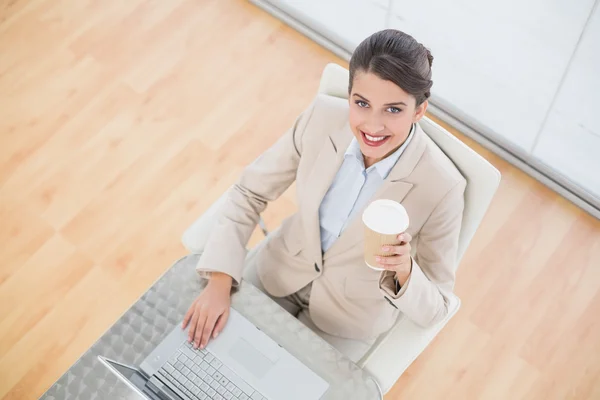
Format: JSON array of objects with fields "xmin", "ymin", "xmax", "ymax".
[
  {"xmin": 390, "ymin": 0, "xmax": 595, "ymax": 151},
  {"xmin": 273, "ymin": 0, "xmax": 388, "ymax": 50},
  {"xmin": 366, "ymin": 0, "xmax": 389, "ymax": 9},
  {"xmin": 533, "ymin": 112, "xmax": 600, "ymax": 199},
  {"xmin": 544, "ymin": 3, "xmax": 600, "ymax": 138},
  {"xmin": 533, "ymin": 4, "xmax": 600, "ymax": 199}
]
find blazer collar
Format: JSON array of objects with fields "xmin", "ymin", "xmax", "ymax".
[
  {"xmin": 300, "ymin": 124, "xmax": 350, "ymax": 269},
  {"xmin": 322, "ymin": 123, "xmax": 428, "ymax": 260},
  {"xmin": 329, "ymin": 121, "xmax": 354, "ymax": 154},
  {"xmin": 301, "ymin": 122, "xmax": 428, "ymax": 265},
  {"xmin": 387, "ymin": 123, "xmax": 427, "ymax": 182}
]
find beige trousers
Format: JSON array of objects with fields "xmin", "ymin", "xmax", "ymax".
[{"xmin": 242, "ymin": 241, "xmax": 375, "ymax": 363}]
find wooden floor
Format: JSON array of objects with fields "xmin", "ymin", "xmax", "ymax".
[{"xmin": 1, "ymin": 0, "xmax": 600, "ymax": 399}]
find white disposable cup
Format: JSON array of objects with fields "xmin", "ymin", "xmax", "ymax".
[{"xmin": 362, "ymin": 199, "xmax": 410, "ymax": 271}]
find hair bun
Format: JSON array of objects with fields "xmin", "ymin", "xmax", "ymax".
[
  {"xmin": 349, "ymin": 29, "xmax": 435, "ymax": 105},
  {"xmin": 425, "ymin": 48, "xmax": 434, "ymax": 68}
]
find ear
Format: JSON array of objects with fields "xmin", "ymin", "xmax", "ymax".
[{"xmin": 412, "ymin": 100, "xmax": 428, "ymax": 123}]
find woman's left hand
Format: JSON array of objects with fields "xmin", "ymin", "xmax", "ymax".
[{"xmin": 376, "ymin": 232, "xmax": 413, "ymax": 285}]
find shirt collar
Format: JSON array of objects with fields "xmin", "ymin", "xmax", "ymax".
[{"xmin": 344, "ymin": 124, "xmax": 415, "ymax": 179}]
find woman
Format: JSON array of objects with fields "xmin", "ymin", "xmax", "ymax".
[{"xmin": 183, "ymin": 29, "xmax": 465, "ymax": 362}]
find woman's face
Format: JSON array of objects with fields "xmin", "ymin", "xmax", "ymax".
[{"xmin": 348, "ymin": 71, "xmax": 427, "ymax": 167}]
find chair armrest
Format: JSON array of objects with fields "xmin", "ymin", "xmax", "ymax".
[
  {"xmin": 181, "ymin": 190, "xmax": 230, "ymax": 254},
  {"xmin": 357, "ymin": 294, "xmax": 461, "ymax": 393}
]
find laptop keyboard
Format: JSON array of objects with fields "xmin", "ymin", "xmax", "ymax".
[{"xmin": 157, "ymin": 340, "xmax": 266, "ymax": 400}]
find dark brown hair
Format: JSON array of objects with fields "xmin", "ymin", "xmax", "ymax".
[{"xmin": 349, "ymin": 29, "xmax": 434, "ymax": 106}]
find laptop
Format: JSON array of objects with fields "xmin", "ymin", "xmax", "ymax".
[{"xmin": 99, "ymin": 307, "xmax": 329, "ymax": 400}]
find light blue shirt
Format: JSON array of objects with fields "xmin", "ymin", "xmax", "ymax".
[{"xmin": 318, "ymin": 125, "xmax": 415, "ymax": 252}]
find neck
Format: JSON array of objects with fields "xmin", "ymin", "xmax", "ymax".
[{"xmin": 363, "ymin": 156, "xmax": 379, "ymax": 169}]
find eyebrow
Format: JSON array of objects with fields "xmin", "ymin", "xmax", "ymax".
[{"xmin": 353, "ymin": 93, "xmax": 407, "ymax": 107}]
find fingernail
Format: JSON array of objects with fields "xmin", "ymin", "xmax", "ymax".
[
  {"xmin": 382, "ymin": 246, "xmax": 390, "ymax": 251},
  {"xmin": 375, "ymin": 256, "xmax": 381, "ymax": 261},
  {"xmin": 214, "ymin": 332, "xmax": 219, "ymax": 338},
  {"xmin": 200, "ymin": 344, "xmax": 205, "ymax": 349}
]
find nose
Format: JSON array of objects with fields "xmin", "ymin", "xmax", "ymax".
[{"xmin": 363, "ymin": 113, "xmax": 384, "ymax": 134}]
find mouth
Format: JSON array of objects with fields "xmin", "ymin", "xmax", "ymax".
[{"xmin": 360, "ymin": 130, "xmax": 391, "ymax": 147}]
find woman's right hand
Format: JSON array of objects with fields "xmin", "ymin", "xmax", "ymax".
[{"xmin": 182, "ymin": 272, "xmax": 233, "ymax": 349}]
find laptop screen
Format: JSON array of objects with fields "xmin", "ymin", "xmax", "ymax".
[
  {"xmin": 101, "ymin": 358, "xmax": 161, "ymax": 400},
  {"xmin": 106, "ymin": 359, "xmax": 141, "ymax": 381}
]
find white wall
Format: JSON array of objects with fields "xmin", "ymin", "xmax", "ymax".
[
  {"xmin": 271, "ymin": 0, "xmax": 387, "ymax": 51},
  {"xmin": 532, "ymin": 4, "xmax": 600, "ymax": 199},
  {"xmin": 256, "ymin": 0, "xmax": 600, "ymax": 206},
  {"xmin": 390, "ymin": 0, "xmax": 595, "ymax": 152}
]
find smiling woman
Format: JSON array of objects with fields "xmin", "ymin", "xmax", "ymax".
[
  {"xmin": 348, "ymin": 29, "xmax": 434, "ymax": 168},
  {"xmin": 188, "ymin": 28, "xmax": 466, "ymax": 364}
]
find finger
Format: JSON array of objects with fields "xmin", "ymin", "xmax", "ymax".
[
  {"xmin": 381, "ymin": 263, "xmax": 400, "ymax": 271},
  {"xmin": 398, "ymin": 232, "xmax": 412, "ymax": 244},
  {"xmin": 379, "ymin": 263, "xmax": 397, "ymax": 271},
  {"xmin": 182, "ymin": 300, "xmax": 196, "ymax": 329},
  {"xmin": 201, "ymin": 311, "xmax": 220, "ymax": 348},
  {"xmin": 193, "ymin": 309, "xmax": 208, "ymax": 349},
  {"xmin": 382, "ymin": 244, "xmax": 411, "ymax": 256},
  {"xmin": 187, "ymin": 306, "xmax": 200, "ymax": 342},
  {"xmin": 376, "ymin": 255, "xmax": 405, "ymax": 266},
  {"xmin": 213, "ymin": 308, "xmax": 230, "ymax": 338}
]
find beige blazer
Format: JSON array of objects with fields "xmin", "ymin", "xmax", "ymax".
[{"xmin": 197, "ymin": 94, "xmax": 466, "ymax": 340}]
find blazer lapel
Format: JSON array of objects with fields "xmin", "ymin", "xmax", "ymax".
[
  {"xmin": 323, "ymin": 125, "xmax": 428, "ymax": 260},
  {"xmin": 301, "ymin": 123, "xmax": 353, "ymax": 269}
]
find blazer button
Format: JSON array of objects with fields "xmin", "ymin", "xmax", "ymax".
[{"xmin": 314, "ymin": 263, "xmax": 320, "ymax": 272}]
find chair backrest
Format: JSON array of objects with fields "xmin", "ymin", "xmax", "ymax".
[{"xmin": 318, "ymin": 63, "xmax": 501, "ymax": 264}]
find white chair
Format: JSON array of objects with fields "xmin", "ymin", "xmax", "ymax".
[{"xmin": 182, "ymin": 63, "xmax": 501, "ymax": 393}]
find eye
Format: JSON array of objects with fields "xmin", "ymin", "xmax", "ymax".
[
  {"xmin": 387, "ymin": 107, "xmax": 402, "ymax": 114},
  {"xmin": 355, "ymin": 100, "xmax": 369, "ymax": 108}
]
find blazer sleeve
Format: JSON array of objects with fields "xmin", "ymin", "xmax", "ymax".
[
  {"xmin": 196, "ymin": 101, "xmax": 317, "ymax": 285},
  {"xmin": 379, "ymin": 178, "xmax": 466, "ymax": 327}
]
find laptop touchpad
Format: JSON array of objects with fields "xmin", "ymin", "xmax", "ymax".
[{"xmin": 229, "ymin": 338, "xmax": 275, "ymax": 379}]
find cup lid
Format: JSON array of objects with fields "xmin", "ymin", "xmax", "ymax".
[{"xmin": 362, "ymin": 199, "xmax": 409, "ymax": 234}]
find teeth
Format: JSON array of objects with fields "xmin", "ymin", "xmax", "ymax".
[{"xmin": 365, "ymin": 133, "xmax": 386, "ymax": 142}]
